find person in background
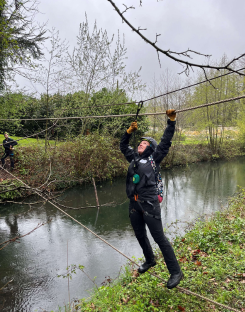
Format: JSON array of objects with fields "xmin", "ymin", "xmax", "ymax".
[
  {"xmin": 120, "ymin": 109, "xmax": 183, "ymax": 289},
  {"xmin": 1, "ymin": 132, "xmax": 18, "ymax": 170}
]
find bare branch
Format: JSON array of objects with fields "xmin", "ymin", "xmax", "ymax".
[
  {"xmin": 122, "ymin": 4, "xmax": 135, "ymax": 15},
  {"xmin": 138, "ymin": 27, "xmax": 147, "ymax": 31},
  {"xmin": 155, "ymin": 33, "xmax": 161, "ymax": 44},
  {"xmin": 202, "ymin": 68, "xmax": 217, "ymax": 89},
  {"xmin": 0, "ymin": 222, "xmax": 50, "ymax": 251},
  {"xmin": 0, "ymin": 279, "xmax": 14, "ymax": 292},
  {"xmin": 107, "ymin": 0, "xmax": 245, "ymax": 76}
]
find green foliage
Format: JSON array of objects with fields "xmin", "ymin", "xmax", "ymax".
[
  {"xmin": 0, "ymin": 92, "xmax": 39, "ymax": 135},
  {"xmin": 0, "ymin": 0, "xmax": 46, "ymax": 90},
  {"xmin": 237, "ymin": 97, "xmax": 245, "ymax": 144},
  {"xmin": 0, "ymin": 179, "xmax": 25, "ymax": 201},
  {"xmin": 1, "ymin": 134, "xmax": 242, "ymax": 198},
  {"xmin": 11, "ymin": 133, "xmax": 128, "ymax": 191},
  {"xmin": 185, "ymin": 55, "xmax": 243, "ymax": 153}
]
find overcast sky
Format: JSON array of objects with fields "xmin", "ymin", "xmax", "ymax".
[{"xmin": 23, "ymin": 0, "xmax": 245, "ymax": 90}]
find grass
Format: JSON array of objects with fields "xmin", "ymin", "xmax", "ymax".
[
  {"xmin": 0, "ymin": 134, "xmax": 59, "ymax": 148},
  {"xmin": 74, "ymin": 189, "xmax": 245, "ymax": 312}
]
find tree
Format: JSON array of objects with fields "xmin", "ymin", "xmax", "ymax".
[
  {"xmin": 0, "ymin": 0, "xmax": 46, "ymax": 91},
  {"xmin": 146, "ymin": 70, "xmax": 189, "ymax": 142},
  {"xmin": 68, "ymin": 14, "xmax": 144, "ymax": 134},
  {"xmin": 88, "ymin": 87, "xmax": 148, "ymax": 138},
  {"xmin": 186, "ymin": 55, "xmax": 242, "ymax": 153},
  {"xmin": 26, "ymin": 29, "xmax": 70, "ymax": 151}
]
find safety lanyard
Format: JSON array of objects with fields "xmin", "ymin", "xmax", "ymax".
[{"xmin": 133, "ymin": 101, "xmax": 144, "ymax": 166}]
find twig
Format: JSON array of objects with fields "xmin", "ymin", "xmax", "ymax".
[
  {"xmin": 52, "ymin": 199, "xmax": 115, "ymax": 210},
  {"xmin": 0, "ymin": 279, "xmax": 14, "ymax": 292},
  {"xmin": 92, "ymin": 177, "xmax": 100, "ymax": 209},
  {"xmin": 0, "ymin": 221, "xmax": 50, "ymax": 250},
  {"xmin": 36, "ymin": 158, "xmax": 52, "ymax": 190},
  {"xmin": 107, "ymin": 0, "xmax": 245, "ymax": 76}
]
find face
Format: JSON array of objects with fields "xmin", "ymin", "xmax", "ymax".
[
  {"xmin": 4, "ymin": 133, "xmax": 8, "ymax": 139},
  {"xmin": 138, "ymin": 140, "xmax": 150, "ymax": 155}
]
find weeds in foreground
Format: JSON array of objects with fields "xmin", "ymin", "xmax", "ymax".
[{"xmin": 74, "ymin": 190, "xmax": 245, "ymax": 312}]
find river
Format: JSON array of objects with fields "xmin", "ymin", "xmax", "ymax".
[{"xmin": 0, "ymin": 157, "xmax": 245, "ymax": 311}]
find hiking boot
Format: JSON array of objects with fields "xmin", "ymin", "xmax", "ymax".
[
  {"xmin": 138, "ymin": 260, "xmax": 156, "ymax": 274},
  {"xmin": 167, "ymin": 271, "xmax": 184, "ymax": 289}
]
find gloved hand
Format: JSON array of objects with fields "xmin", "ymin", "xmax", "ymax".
[
  {"xmin": 127, "ymin": 121, "xmax": 138, "ymax": 134},
  {"xmin": 166, "ymin": 109, "xmax": 176, "ymax": 121}
]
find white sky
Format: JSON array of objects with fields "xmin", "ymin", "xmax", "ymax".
[{"xmin": 20, "ymin": 0, "xmax": 245, "ymax": 90}]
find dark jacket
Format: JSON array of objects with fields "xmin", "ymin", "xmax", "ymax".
[
  {"xmin": 3, "ymin": 137, "xmax": 18, "ymax": 155},
  {"xmin": 120, "ymin": 119, "xmax": 175, "ymax": 201}
]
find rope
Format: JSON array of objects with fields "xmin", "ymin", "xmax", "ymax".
[
  {"xmin": 1, "ymin": 168, "xmax": 241, "ymax": 312},
  {"xmin": 0, "ymin": 121, "xmax": 58, "ymax": 146},
  {"xmin": 0, "ymin": 94, "xmax": 244, "ymax": 122},
  {"xmin": 133, "ymin": 101, "xmax": 144, "ymax": 164},
  {"xmin": 64, "ymin": 67, "xmax": 245, "ymax": 109}
]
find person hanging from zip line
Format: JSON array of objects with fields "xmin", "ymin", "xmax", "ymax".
[
  {"xmin": 1, "ymin": 132, "xmax": 18, "ymax": 171},
  {"xmin": 120, "ymin": 109, "xmax": 183, "ymax": 289}
]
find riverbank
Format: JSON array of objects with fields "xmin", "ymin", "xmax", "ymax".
[
  {"xmin": 75, "ymin": 190, "xmax": 245, "ymax": 312},
  {"xmin": 0, "ymin": 134, "xmax": 244, "ymax": 201}
]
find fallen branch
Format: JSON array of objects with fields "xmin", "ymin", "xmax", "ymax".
[
  {"xmin": 0, "ymin": 221, "xmax": 50, "ymax": 251},
  {"xmin": 0, "ymin": 279, "xmax": 14, "ymax": 292}
]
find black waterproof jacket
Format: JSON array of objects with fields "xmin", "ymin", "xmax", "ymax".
[
  {"xmin": 120, "ymin": 119, "xmax": 175, "ymax": 202},
  {"xmin": 2, "ymin": 137, "xmax": 18, "ymax": 155}
]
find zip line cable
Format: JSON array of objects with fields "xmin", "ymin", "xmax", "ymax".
[
  {"xmin": 23, "ymin": 67, "xmax": 245, "ymax": 112},
  {"xmin": 1, "ymin": 167, "xmax": 241, "ymax": 312},
  {"xmin": 143, "ymin": 66, "xmax": 245, "ymax": 104},
  {"xmin": 1, "ymin": 94, "xmax": 244, "ymax": 122}
]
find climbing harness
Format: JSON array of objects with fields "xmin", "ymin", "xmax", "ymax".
[
  {"xmin": 134, "ymin": 198, "xmax": 161, "ymax": 220},
  {"xmin": 149, "ymin": 154, "xmax": 163, "ymax": 202}
]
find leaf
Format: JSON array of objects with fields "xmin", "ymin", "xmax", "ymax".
[
  {"xmin": 132, "ymin": 269, "xmax": 139, "ymax": 278},
  {"xmin": 203, "ymin": 271, "xmax": 208, "ymax": 275},
  {"xmin": 192, "ymin": 249, "xmax": 201, "ymax": 254},
  {"xmin": 178, "ymin": 305, "xmax": 186, "ymax": 311},
  {"xmin": 90, "ymin": 303, "xmax": 95, "ymax": 310},
  {"xmin": 195, "ymin": 260, "xmax": 202, "ymax": 266},
  {"xmin": 122, "ymin": 297, "xmax": 130, "ymax": 304},
  {"xmin": 179, "ymin": 257, "xmax": 187, "ymax": 263}
]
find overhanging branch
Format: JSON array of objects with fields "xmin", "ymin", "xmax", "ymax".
[{"xmin": 107, "ymin": 0, "xmax": 245, "ymax": 76}]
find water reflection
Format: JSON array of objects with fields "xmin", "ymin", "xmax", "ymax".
[{"xmin": 0, "ymin": 157, "xmax": 245, "ymax": 312}]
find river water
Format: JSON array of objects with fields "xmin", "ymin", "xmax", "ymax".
[{"xmin": 0, "ymin": 157, "xmax": 245, "ymax": 311}]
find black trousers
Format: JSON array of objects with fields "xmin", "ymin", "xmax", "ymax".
[
  {"xmin": 1, "ymin": 153, "xmax": 14, "ymax": 168},
  {"xmin": 129, "ymin": 200, "xmax": 180, "ymax": 275}
]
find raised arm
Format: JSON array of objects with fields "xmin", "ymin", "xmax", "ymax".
[
  {"xmin": 120, "ymin": 121, "xmax": 138, "ymax": 163},
  {"xmin": 153, "ymin": 110, "xmax": 176, "ymax": 164}
]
